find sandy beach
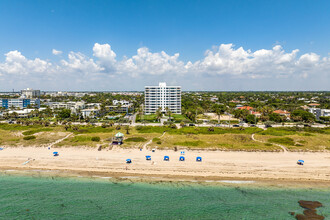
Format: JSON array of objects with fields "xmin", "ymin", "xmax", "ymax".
[{"xmin": 0, "ymin": 146, "xmax": 329, "ymax": 186}]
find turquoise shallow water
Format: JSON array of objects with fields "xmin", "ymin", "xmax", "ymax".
[{"xmin": 0, "ymin": 175, "xmax": 329, "ymax": 220}]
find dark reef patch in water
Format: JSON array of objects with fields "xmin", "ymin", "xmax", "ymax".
[{"xmin": 294, "ymin": 200, "xmax": 324, "ymax": 220}]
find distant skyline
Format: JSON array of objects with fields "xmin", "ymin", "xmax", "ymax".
[{"xmin": 0, "ymin": 0, "xmax": 329, "ymax": 91}]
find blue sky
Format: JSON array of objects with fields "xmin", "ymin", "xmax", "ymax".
[{"xmin": 0, "ymin": 0, "xmax": 329, "ymax": 91}]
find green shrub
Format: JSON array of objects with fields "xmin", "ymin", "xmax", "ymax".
[
  {"xmin": 152, "ymin": 137, "xmax": 160, "ymax": 142},
  {"xmin": 268, "ymin": 137, "xmax": 294, "ymax": 146},
  {"xmin": 91, "ymin": 136, "xmax": 100, "ymax": 142},
  {"xmin": 22, "ymin": 128, "xmax": 53, "ymax": 136},
  {"xmin": 135, "ymin": 125, "xmax": 143, "ymax": 130},
  {"xmin": 23, "ymin": 135, "xmax": 36, "ymax": 140},
  {"xmin": 125, "ymin": 137, "xmax": 147, "ymax": 142},
  {"xmin": 264, "ymin": 143, "xmax": 273, "ymax": 146},
  {"xmin": 156, "ymin": 141, "xmax": 162, "ymax": 144}
]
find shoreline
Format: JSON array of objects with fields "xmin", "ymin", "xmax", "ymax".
[
  {"xmin": 0, "ymin": 146, "xmax": 330, "ymax": 188},
  {"xmin": 1, "ymin": 168, "xmax": 330, "ymax": 189}
]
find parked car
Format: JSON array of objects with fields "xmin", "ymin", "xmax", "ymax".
[
  {"xmin": 250, "ymin": 124, "xmax": 256, "ymax": 127},
  {"xmin": 189, "ymin": 123, "xmax": 195, "ymax": 127},
  {"xmin": 265, "ymin": 124, "xmax": 272, "ymax": 128},
  {"xmin": 233, "ymin": 124, "xmax": 240, "ymax": 127}
]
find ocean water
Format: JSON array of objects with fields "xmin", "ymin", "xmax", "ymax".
[{"xmin": 0, "ymin": 175, "xmax": 329, "ymax": 220}]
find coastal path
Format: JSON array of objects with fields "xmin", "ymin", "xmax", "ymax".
[
  {"xmin": 48, "ymin": 133, "xmax": 73, "ymax": 148},
  {"xmin": 142, "ymin": 132, "xmax": 166, "ymax": 150},
  {"xmin": 251, "ymin": 133, "xmax": 288, "ymax": 153}
]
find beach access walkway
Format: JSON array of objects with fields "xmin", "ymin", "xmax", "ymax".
[
  {"xmin": 48, "ymin": 133, "xmax": 73, "ymax": 148},
  {"xmin": 142, "ymin": 132, "xmax": 166, "ymax": 150},
  {"xmin": 251, "ymin": 133, "xmax": 288, "ymax": 152}
]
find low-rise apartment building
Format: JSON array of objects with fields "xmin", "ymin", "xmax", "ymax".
[
  {"xmin": 308, "ymin": 108, "xmax": 330, "ymax": 119},
  {"xmin": 0, "ymin": 98, "xmax": 40, "ymax": 109},
  {"xmin": 47, "ymin": 101, "xmax": 85, "ymax": 113}
]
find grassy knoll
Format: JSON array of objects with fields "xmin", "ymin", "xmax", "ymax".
[
  {"xmin": 148, "ymin": 133, "xmax": 281, "ymax": 151},
  {"xmin": 125, "ymin": 137, "xmax": 147, "ymax": 142},
  {"xmin": 256, "ymin": 133, "xmax": 330, "ymax": 151},
  {"xmin": 22, "ymin": 128, "xmax": 53, "ymax": 136},
  {"xmin": 259, "ymin": 127, "xmax": 330, "ymax": 136},
  {"xmin": 0, "ymin": 125, "xmax": 69, "ymax": 147},
  {"xmin": 68, "ymin": 126, "xmax": 114, "ymax": 134},
  {"xmin": 56, "ymin": 127, "xmax": 155, "ymax": 148},
  {"xmin": 267, "ymin": 137, "xmax": 295, "ymax": 146}
]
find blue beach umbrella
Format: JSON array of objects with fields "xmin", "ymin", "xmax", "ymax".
[
  {"xmin": 179, "ymin": 156, "xmax": 185, "ymax": 161},
  {"xmin": 126, "ymin": 159, "xmax": 132, "ymax": 163},
  {"xmin": 164, "ymin": 156, "xmax": 169, "ymax": 161},
  {"xmin": 146, "ymin": 155, "xmax": 151, "ymax": 160},
  {"xmin": 53, "ymin": 152, "xmax": 59, "ymax": 156},
  {"xmin": 196, "ymin": 156, "xmax": 202, "ymax": 162},
  {"xmin": 298, "ymin": 160, "xmax": 304, "ymax": 163}
]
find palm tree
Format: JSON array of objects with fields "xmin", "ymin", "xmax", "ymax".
[
  {"xmin": 156, "ymin": 107, "xmax": 162, "ymax": 122},
  {"xmin": 125, "ymin": 125, "xmax": 130, "ymax": 134}
]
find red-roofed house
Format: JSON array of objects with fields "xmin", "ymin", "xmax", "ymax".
[
  {"xmin": 273, "ymin": 110, "xmax": 291, "ymax": 119},
  {"xmin": 237, "ymin": 106, "xmax": 253, "ymax": 111}
]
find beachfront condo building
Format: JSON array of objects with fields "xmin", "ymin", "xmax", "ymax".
[
  {"xmin": 144, "ymin": 82, "xmax": 181, "ymax": 114},
  {"xmin": 0, "ymin": 98, "xmax": 40, "ymax": 109}
]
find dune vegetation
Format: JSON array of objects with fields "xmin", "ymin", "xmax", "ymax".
[{"xmin": 0, "ymin": 124, "xmax": 329, "ymax": 151}]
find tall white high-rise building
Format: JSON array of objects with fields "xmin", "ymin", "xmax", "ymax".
[
  {"xmin": 21, "ymin": 88, "xmax": 41, "ymax": 98},
  {"xmin": 144, "ymin": 82, "xmax": 181, "ymax": 114}
]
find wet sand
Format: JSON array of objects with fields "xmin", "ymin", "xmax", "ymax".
[{"xmin": 0, "ymin": 147, "xmax": 329, "ymax": 187}]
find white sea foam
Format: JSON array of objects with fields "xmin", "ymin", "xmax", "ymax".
[{"xmin": 218, "ymin": 180, "xmax": 255, "ymax": 184}]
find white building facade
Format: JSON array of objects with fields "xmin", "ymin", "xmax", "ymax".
[
  {"xmin": 0, "ymin": 98, "xmax": 40, "ymax": 109},
  {"xmin": 21, "ymin": 88, "xmax": 41, "ymax": 98},
  {"xmin": 144, "ymin": 82, "xmax": 181, "ymax": 114},
  {"xmin": 308, "ymin": 108, "xmax": 330, "ymax": 119}
]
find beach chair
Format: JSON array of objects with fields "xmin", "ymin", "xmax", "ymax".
[
  {"xmin": 146, "ymin": 155, "xmax": 151, "ymax": 160},
  {"xmin": 179, "ymin": 156, "xmax": 185, "ymax": 161},
  {"xmin": 180, "ymin": 151, "xmax": 185, "ymax": 155},
  {"xmin": 126, "ymin": 159, "xmax": 132, "ymax": 164},
  {"xmin": 297, "ymin": 160, "xmax": 304, "ymax": 165},
  {"xmin": 196, "ymin": 156, "xmax": 202, "ymax": 162},
  {"xmin": 164, "ymin": 156, "xmax": 169, "ymax": 161}
]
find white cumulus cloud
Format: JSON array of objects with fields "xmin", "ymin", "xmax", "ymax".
[
  {"xmin": 0, "ymin": 43, "xmax": 329, "ymax": 90},
  {"xmin": 52, "ymin": 49, "xmax": 62, "ymax": 55}
]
